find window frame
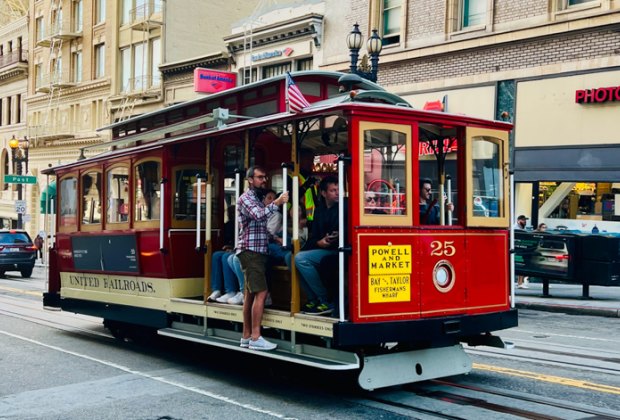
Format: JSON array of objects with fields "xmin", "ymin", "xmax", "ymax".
[
  {"xmin": 465, "ymin": 127, "xmax": 509, "ymax": 227},
  {"xmin": 133, "ymin": 157, "xmax": 162, "ymax": 228},
  {"xmin": 358, "ymin": 121, "xmax": 413, "ymax": 227},
  {"xmin": 58, "ymin": 173, "xmax": 79, "ymax": 233},
  {"xmin": 171, "ymin": 164, "xmax": 208, "ymax": 229},
  {"xmin": 105, "ymin": 163, "xmax": 131, "ymax": 230},
  {"xmin": 80, "ymin": 169, "xmax": 103, "ymax": 231}
]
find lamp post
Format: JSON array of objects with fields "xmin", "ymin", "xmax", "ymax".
[
  {"xmin": 9, "ymin": 136, "xmax": 29, "ymax": 229},
  {"xmin": 346, "ymin": 23, "xmax": 383, "ymax": 83}
]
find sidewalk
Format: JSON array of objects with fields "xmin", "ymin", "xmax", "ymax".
[{"xmin": 515, "ymin": 279, "xmax": 620, "ymax": 318}]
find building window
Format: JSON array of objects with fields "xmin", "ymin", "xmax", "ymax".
[
  {"xmin": 382, "ymin": 0, "xmax": 402, "ymax": 46},
  {"xmin": 35, "ymin": 63, "xmax": 43, "ymax": 89},
  {"xmin": 6, "ymin": 97, "xmax": 11, "ymax": 125},
  {"xmin": 462, "ymin": 0, "xmax": 486, "ymax": 28},
  {"xmin": 94, "ymin": 44, "xmax": 105, "ymax": 78},
  {"xmin": 151, "ymin": 37, "xmax": 161, "ymax": 87},
  {"xmin": 15, "ymin": 94, "xmax": 20, "ymax": 124},
  {"xmin": 73, "ymin": 0, "xmax": 83, "ymax": 32},
  {"xmin": 134, "ymin": 42, "xmax": 145, "ymax": 90},
  {"xmin": 296, "ymin": 58, "xmax": 313, "ymax": 71},
  {"xmin": 262, "ymin": 62, "xmax": 291, "ymax": 79},
  {"xmin": 96, "ymin": 0, "xmax": 106, "ymax": 23},
  {"xmin": 568, "ymin": 0, "xmax": 595, "ymax": 5},
  {"xmin": 72, "ymin": 51, "xmax": 82, "ymax": 83},
  {"xmin": 120, "ymin": 47, "xmax": 130, "ymax": 91},
  {"xmin": 35, "ymin": 16, "xmax": 44, "ymax": 41},
  {"xmin": 243, "ymin": 67, "xmax": 257, "ymax": 85},
  {"xmin": 121, "ymin": 0, "xmax": 131, "ymax": 25}
]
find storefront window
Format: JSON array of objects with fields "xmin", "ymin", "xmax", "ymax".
[
  {"xmin": 106, "ymin": 166, "xmax": 129, "ymax": 224},
  {"xmin": 538, "ymin": 182, "xmax": 618, "ymax": 222},
  {"xmin": 81, "ymin": 171, "xmax": 102, "ymax": 225},
  {"xmin": 135, "ymin": 160, "xmax": 161, "ymax": 222}
]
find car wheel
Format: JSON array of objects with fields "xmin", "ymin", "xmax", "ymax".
[
  {"xmin": 20, "ymin": 267, "xmax": 33, "ymax": 278},
  {"xmin": 0, "ymin": 270, "xmax": 5, "ymax": 277}
]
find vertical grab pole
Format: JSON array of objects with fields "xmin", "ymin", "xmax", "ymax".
[
  {"xmin": 510, "ymin": 172, "xmax": 515, "ymax": 308},
  {"xmin": 447, "ymin": 175, "xmax": 453, "ymax": 226},
  {"xmin": 195, "ymin": 175, "xmax": 202, "ymax": 250},
  {"xmin": 159, "ymin": 179, "xmax": 166, "ymax": 252},
  {"xmin": 292, "ymin": 176, "xmax": 299, "ymax": 240},
  {"xmin": 337, "ymin": 157, "xmax": 345, "ymax": 322},
  {"xmin": 282, "ymin": 164, "xmax": 288, "ymax": 248},
  {"xmin": 395, "ymin": 179, "xmax": 400, "ymax": 215},
  {"xmin": 206, "ymin": 181, "xmax": 212, "ymax": 242},
  {"xmin": 234, "ymin": 170, "xmax": 241, "ymax": 250}
]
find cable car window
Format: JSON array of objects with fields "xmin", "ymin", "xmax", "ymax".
[
  {"xmin": 363, "ymin": 129, "xmax": 407, "ymax": 216},
  {"xmin": 135, "ymin": 160, "xmax": 161, "ymax": 222},
  {"xmin": 174, "ymin": 168, "xmax": 207, "ymax": 221},
  {"xmin": 81, "ymin": 171, "xmax": 102, "ymax": 225},
  {"xmin": 465, "ymin": 127, "xmax": 509, "ymax": 227},
  {"xmin": 60, "ymin": 176, "xmax": 78, "ymax": 228},
  {"xmin": 359, "ymin": 121, "xmax": 413, "ymax": 227},
  {"xmin": 106, "ymin": 166, "xmax": 129, "ymax": 224},
  {"xmin": 471, "ymin": 138, "xmax": 502, "ymax": 218}
]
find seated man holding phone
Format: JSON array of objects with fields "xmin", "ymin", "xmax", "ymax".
[{"xmin": 294, "ymin": 176, "xmax": 342, "ymax": 315}]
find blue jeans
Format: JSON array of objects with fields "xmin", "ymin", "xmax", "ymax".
[
  {"xmin": 294, "ymin": 249, "xmax": 336, "ymax": 303},
  {"xmin": 211, "ymin": 250, "xmax": 237, "ymax": 293},
  {"xmin": 268, "ymin": 242, "xmax": 292, "ymax": 268},
  {"xmin": 227, "ymin": 254, "xmax": 244, "ymax": 291}
]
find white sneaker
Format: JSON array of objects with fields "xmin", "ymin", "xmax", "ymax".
[
  {"xmin": 265, "ymin": 293, "xmax": 272, "ymax": 307},
  {"xmin": 227, "ymin": 291, "xmax": 244, "ymax": 305},
  {"xmin": 207, "ymin": 290, "xmax": 221, "ymax": 301},
  {"xmin": 216, "ymin": 291, "xmax": 237, "ymax": 303},
  {"xmin": 249, "ymin": 336, "xmax": 277, "ymax": 351},
  {"xmin": 240, "ymin": 337, "xmax": 251, "ymax": 348}
]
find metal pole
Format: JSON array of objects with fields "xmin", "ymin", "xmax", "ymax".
[{"xmin": 17, "ymin": 161, "xmax": 22, "ymax": 229}]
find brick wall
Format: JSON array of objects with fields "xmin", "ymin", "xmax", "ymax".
[
  {"xmin": 407, "ymin": 0, "xmax": 446, "ymax": 40},
  {"xmin": 378, "ymin": 28, "xmax": 620, "ymax": 86},
  {"xmin": 493, "ymin": 0, "xmax": 548, "ymax": 25}
]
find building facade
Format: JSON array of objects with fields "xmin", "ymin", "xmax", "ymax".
[
  {"xmin": 321, "ymin": 0, "xmax": 620, "ymax": 232},
  {"xmin": 0, "ymin": 15, "xmax": 28, "ymax": 229}
]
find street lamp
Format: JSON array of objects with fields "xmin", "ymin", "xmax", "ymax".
[
  {"xmin": 9, "ymin": 136, "xmax": 29, "ymax": 229},
  {"xmin": 346, "ymin": 23, "xmax": 383, "ymax": 83}
]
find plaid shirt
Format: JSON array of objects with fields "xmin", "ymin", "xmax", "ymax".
[{"xmin": 236, "ymin": 188, "xmax": 277, "ymax": 255}]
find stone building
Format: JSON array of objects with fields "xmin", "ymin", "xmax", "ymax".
[
  {"xmin": 322, "ymin": 0, "xmax": 620, "ymax": 232},
  {"xmin": 0, "ymin": 15, "xmax": 28, "ymax": 229}
]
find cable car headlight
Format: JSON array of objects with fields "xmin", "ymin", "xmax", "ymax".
[{"xmin": 433, "ymin": 260, "xmax": 455, "ymax": 293}]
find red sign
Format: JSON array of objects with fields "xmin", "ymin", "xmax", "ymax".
[
  {"xmin": 194, "ymin": 69, "xmax": 237, "ymax": 94},
  {"xmin": 575, "ymin": 86, "xmax": 620, "ymax": 104}
]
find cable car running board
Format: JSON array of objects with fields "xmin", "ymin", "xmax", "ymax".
[{"xmin": 157, "ymin": 327, "xmax": 360, "ymax": 371}]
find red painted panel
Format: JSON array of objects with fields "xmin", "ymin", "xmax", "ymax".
[
  {"xmin": 418, "ymin": 232, "xmax": 469, "ymax": 318},
  {"xmin": 168, "ymin": 230, "xmax": 204, "ymax": 278},
  {"xmin": 352, "ymin": 232, "xmax": 421, "ymax": 323},
  {"xmin": 137, "ymin": 230, "xmax": 168, "ymax": 277},
  {"xmin": 465, "ymin": 231, "xmax": 510, "ymax": 314}
]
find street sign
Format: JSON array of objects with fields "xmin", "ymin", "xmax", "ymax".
[
  {"xmin": 4, "ymin": 175, "xmax": 37, "ymax": 184},
  {"xmin": 15, "ymin": 200, "xmax": 26, "ymax": 214}
]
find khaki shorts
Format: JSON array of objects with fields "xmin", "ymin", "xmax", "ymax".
[{"xmin": 237, "ymin": 251, "xmax": 268, "ymax": 293}]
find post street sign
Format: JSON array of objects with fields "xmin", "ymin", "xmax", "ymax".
[{"xmin": 4, "ymin": 175, "xmax": 36, "ymax": 184}]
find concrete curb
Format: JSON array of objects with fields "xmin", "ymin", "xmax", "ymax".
[{"xmin": 516, "ymin": 302, "xmax": 620, "ymax": 318}]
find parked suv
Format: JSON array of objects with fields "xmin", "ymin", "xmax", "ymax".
[{"xmin": 0, "ymin": 230, "xmax": 37, "ymax": 278}]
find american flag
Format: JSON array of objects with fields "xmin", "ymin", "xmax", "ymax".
[{"xmin": 286, "ymin": 72, "xmax": 310, "ymax": 113}]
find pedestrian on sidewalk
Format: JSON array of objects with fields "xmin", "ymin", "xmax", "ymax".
[
  {"xmin": 514, "ymin": 215, "xmax": 529, "ymax": 289},
  {"xmin": 34, "ymin": 235, "xmax": 44, "ymax": 261}
]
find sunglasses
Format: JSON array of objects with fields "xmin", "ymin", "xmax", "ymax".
[
  {"xmin": 252, "ymin": 175, "xmax": 268, "ymax": 180},
  {"xmin": 365, "ymin": 197, "xmax": 376, "ymax": 202},
  {"xmin": 423, "ymin": 187, "xmax": 432, "ymax": 192}
]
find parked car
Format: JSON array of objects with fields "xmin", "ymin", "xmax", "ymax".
[
  {"xmin": 532, "ymin": 239, "xmax": 570, "ymax": 273},
  {"xmin": 0, "ymin": 230, "xmax": 37, "ymax": 278}
]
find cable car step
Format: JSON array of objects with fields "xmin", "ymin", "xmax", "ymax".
[{"xmin": 157, "ymin": 327, "xmax": 360, "ymax": 370}]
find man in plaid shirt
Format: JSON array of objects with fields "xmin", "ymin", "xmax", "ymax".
[{"xmin": 237, "ymin": 166, "xmax": 288, "ymax": 351}]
